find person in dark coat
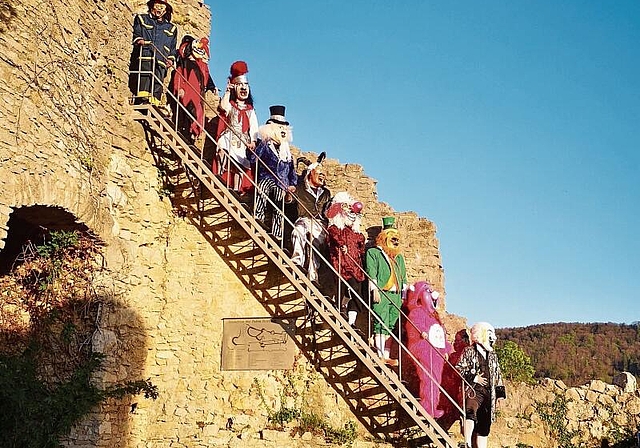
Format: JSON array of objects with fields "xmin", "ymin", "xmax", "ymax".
[
  {"xmin": 290, "ymin": 154, "xmax": 331, "ymax": 283},
  {"xmin": 129, "ymin": 0, "xmax": 178, "ymax": 105}
]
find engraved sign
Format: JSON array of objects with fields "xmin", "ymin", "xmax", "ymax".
[{"xmin": 221, "ymin": 317, "xmax": 296, "ymax": 370}]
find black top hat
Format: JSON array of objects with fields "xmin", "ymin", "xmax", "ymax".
[{"xmin": 266, "ymin": 105, "xmax": 289, "ymax": 126}]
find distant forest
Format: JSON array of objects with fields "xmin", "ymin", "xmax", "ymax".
[{"xmin": 496, "ymin": 322, "xmax": 640, "ymax": 386}]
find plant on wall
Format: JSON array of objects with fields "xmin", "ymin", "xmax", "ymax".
[
  {"xmin": 252, "ymin": 356, "xmax": 358, "ymax": 446},
  {"xmin": 0, "ymin": 230, "xmax": 157, "ymax": 448}
]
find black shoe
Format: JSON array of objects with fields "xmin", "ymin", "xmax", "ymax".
[
  {"xmin": 255, "ymin": 218, "xmax": 269, "ymax": 231},
  {"xmin": 351, "ymin": 326, "xmax": 366, "ymax": 338},
  {"xmin": 237, "ymin": 192, "xmax": 252, "ymax": 204},
  {"xmin": 133, "ymin": 97, "xmax": 150, "ymax": 105}
]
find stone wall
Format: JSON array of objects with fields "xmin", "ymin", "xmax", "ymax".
[
  {"xmin": 0, "ymin": 1, "xmax": 444, "ymax": 447},
  {"xmin": 486, "ymin": 376, "xmax": 640, "ymax": 448}
]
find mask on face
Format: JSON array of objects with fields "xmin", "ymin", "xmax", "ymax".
[
  {"xmin": 470, "ymin": 322, "xmax": 497, "ymax": 352},
  {"xmin": 233, "ymin": 82, "xmax": 250, "ymax": 101},
  {"xmin": 376, "ymin": 228, "xmax": 401, "ymax": 258},
  {"xmin": 151, "ymin": 3, "xmax": 166, "ymax": 18}
]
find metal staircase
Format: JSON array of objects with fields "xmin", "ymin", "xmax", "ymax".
[
  {"xmin": 128, "ymin": 43, "xmax": 462, "ymax": 445},
  {"xmin": 132, "ymin": 103, "xmax": 459, "ymax": 447}
]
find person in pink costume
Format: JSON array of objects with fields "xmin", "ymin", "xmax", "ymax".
[{"xmin": 405, "ymin": 280, "xmax": 452, "ymax": 418}]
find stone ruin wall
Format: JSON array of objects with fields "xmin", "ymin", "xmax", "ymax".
[
  {"xmin": 0, "ymin": 0, "xmax": 444, "ymax": 446},
  {"xmin": 1, "ymin": 1, "xmax": 639, "ymax": 447},
  {"xmin": 492, "ymin": 375, "xmax": 640, "ymax": 448}
]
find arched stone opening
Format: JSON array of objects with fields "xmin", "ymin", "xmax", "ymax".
[
  {"xmin": 0, "ymin": 204, "xmax": 152, "ymax": 447},
  {"xmin": 0, "ymin": 205, "xmax": 90, "ymax": 274}
]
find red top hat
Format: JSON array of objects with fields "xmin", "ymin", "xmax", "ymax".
[{"xmin": 230, "ymin": 61, "xmax": 248, "ymax": 83}]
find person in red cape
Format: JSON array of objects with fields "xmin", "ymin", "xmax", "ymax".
[
  {"xmin": 214, "ymin": 61, "xmax": 259, "ymax": 197},
  {"xmin": 169, "ymin": 36, "xmax": 216, "ymax": 144}
]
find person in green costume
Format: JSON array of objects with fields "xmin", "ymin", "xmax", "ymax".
[{"xmin": 365, "ymin": 216, "xmax": 408, "ymax": 366}]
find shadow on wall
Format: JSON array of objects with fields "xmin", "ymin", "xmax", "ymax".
[
  {"xmin": 0, "ymin": 0, "xmax": 17, "ymax": 33},
  {"xmin": 0, "ymin": 205, "xmax": 150, "ymax": 448}
]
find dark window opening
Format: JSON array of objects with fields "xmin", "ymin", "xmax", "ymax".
[{"xmin": 0, "ymin": 206, "xmax": 90, "ymax": 274}]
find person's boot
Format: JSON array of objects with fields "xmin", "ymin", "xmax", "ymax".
[
  {"xmin": 374, "ymin": 333, "xmax": 385, "ymax": 358},
  {"xmin": 464, "ymin": 419, "xmax": 475, "ymax": 448},
  {"xmin": 476, "ymin": 435, "xmax": 488, "ymax": 448}
]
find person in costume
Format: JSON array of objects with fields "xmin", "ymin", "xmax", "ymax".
[
  {"xmin": 168, "ymin": 35, "xmax": 216, "ymax": 143},
  {"xmin": 405, "ymin": 281, "xmax": 452, "ymax": 418},
  {"xmin": 291, "ymin": 153, "xmax": 331, "ymax": 283},
  {"xmin": 456, "ymin": 322, "xmax": 506, "ymax": 448},
  {"xmin": 249, "ymin": 105, "xmax": 297, "ymax": 241},
  {"xmin": 129, "ymin": 0, "xmax": 178, "ymax": 105},
  {"xmin": 438, "ymin": 328, "xmax": 471, "ymax": 432},
  {"xmin": 325, "ymin": 192, "xmax": 365, "ymax": 328},
  {"xmin": 215, "ymin": 61, "xmax": 259, "ymax": 197},
  {"xmin": 365, "ymin": 216, "xmax": 408, "ymax": 366}
]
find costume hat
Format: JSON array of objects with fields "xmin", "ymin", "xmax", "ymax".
[
  {"xmin": 230, "ymin": 61, "xmax": 249, "ymax": 83},
  {"xmin": 266, "ymin": 105, "xmax": 289, "ymax": 126},
  {"xmin": 178, "ymin": 35, "xmax": 194, "ymax": 59},
  {"xmin": 382, "ymin": 216, "xmax": 396, "ymax": 229}
]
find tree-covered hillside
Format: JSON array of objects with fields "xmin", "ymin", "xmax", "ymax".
[{"xmin": 497, "ymin": 322, "xmax": 640, "ymax": 386}]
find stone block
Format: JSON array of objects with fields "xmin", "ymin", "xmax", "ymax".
[
  {"xmin": 92, "ymin": 329, "xmax": 118, "ymax": 353},
  {"xmin": 613, "ymin": 371, "xmax": 637, "ymax": 393},
  {"xmin": 260, "ymin": 429, "xmax": 290, "ymax": 442},
  {"xmin": 173, "ymin": 407, "xmax": 188, "ymax": 417},
  {"xmin": 588, "ymin": 379, "xmax": 607, "ymax": 393},
  {"xmin": 598, "ymin": 393, "xmax": 615, "ymax": 408},
  {"xmin": 564, "ymin": 388, "xmax": 581, "ymax": 402},
  {"xmin": 585, "ymin": 389, "xmax": 599, "ymax": 403},
  {"xmin": 626, "ymin": 397, "xmax": 640, "ymax": 415},
  {"xmin": 588, "ymin": 419, "xmax": 605, "ymax": 439}
]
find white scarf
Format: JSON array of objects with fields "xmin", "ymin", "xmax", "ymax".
[{"xmin": 271, "ymin": 140, "xmax": 292, "ymax": 162}]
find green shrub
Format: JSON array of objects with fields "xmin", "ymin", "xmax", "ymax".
[
  {"xmin": 36, "ymin": 230, "xmax": 80, "ymax": 259},
  {"xmin": 534, "ymin": 394, "xmax": 579, "ymax": 448},
  {"xmin": 496, "ymin": 340, "xmax": 536, "ymax": 384}
]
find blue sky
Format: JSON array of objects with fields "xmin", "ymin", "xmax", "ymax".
[{"xmin": 204, "ymin": 1, "xmax": 639, "ymax": 328}]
